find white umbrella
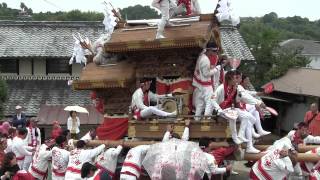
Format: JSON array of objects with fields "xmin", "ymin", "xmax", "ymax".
[{"xmin": 64, "ymin": 105, "xmax": 89, "ymax": 114}]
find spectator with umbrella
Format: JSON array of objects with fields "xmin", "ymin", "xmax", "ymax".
[{"xmin": 65, "ymin": 105, "xmax": 88, "ymax": 140}]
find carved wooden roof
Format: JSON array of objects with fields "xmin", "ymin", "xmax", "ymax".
[
  {"xmin": 105, "ymin": 14, "xmax": 214, "ymax": 53},
  {"xmin": 73, "ymin": 61, "xmax": 136, "ymax": 90}
]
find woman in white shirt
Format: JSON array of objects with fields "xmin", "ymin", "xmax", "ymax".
[{"xmin": 67, "ymin": 111, "xmax": 80, "ymax": 139}]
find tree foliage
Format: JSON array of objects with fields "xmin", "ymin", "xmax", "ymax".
[
  {"xmin": 119, "ymin": 5, "xmax": 160, "ymax": 20},
  {"xmin": 239, "ymin": 12, "xmax": 313, "ymax": 87}
]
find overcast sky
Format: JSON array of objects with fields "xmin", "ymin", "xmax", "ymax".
[{"xmin": 2, "ymin": 0, "xmax": 319, "ymax": 21}]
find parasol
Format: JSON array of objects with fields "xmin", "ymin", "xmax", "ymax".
[
  {"xmin": 229, "ymin": 58, "xmax": 241, "ymax": 70},
  {"xmin": 142, "ymin": 138, "xmax": 208, "ymax": 180},
  {"xmin": 64, "ymin": 105, "xmax": 89, "ymax": 114}
]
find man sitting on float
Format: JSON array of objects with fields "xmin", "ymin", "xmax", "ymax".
[
  {"xmin": 131, "ymin": 78, "xmax": 176, "ymax": 120},
  {"xmin": 211, "ymin": 70, "xmax": 266, "ymax": 153}
]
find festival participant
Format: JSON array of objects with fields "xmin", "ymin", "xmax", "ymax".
[
  {"xmin": 52, "ymin": 135, "xmax": 70, "ymax": 180},
  {"xmin": 81, "ymin": 128, "xmax": 97, "ymax": 141},
  {"xmin": 0, "ymin": 152, "xmax": 20, "ymax": 180},
  {"xmin": 0, "ymin": 122, "xmax": 11, "ymax": 137},
  {"xmin": 192, "ymin": 42, "xmax": 222, "ymax": 121},
  {"xmin": 199, "ymin": 137, "xmax": 233, "ymax": 179},
  {"xmin": 67, "ymin": 111, "xmax": 81, "ymax": 139},
  {"xmin": 65, "ymin": 140, "xmax": 105, "ymax": 180},
  {"xmin": 51, "ymin": 121, "xmax": 62, "ymax": 139},
  {"xmin": 239, "ymin": 74, "xmax": 271, "ymax": 137},
  {"xmin": 299, "ymin": 147, "xmax": 320, "ymax": 179},
  {"xmin": 304, "ymin": 103, "xmax": 320, "ymax": 136},
  {"xmin": 5, "ymin": 128, "xmax": 16, "ymax": 153},
  {"xmin": 81, "ymin": 162, "xmax": 111, "ymax": 180},
  {"xmin": 250, "ymin": 148, "xmax": 296, "ymax": 180},
  {"xmin": 28, "ymin": 140, "xmax": 54, "ymax": 180},
  {"xmin": 268, "ymin": 122, "xmax": 320, "ymax": 151},
  {"xmin": 211, "ymin": 55, "xmax": 229, "ymax": 91},
  {"xmin": 120, "ymin": 145, "xmax": 150, "ymax": 180},
  {"xmin": 152, "ymin": 0, "xmax": 183, "ymax": 39},
  {"xmin": 24, "ymin": 118, "xmax": 41, "ymax": 170},
  {"xmin": 11, "ymin": 128, "xmax": 33, "ymax": 169},
  {"xmin": 131, "ymin": 78, "xmax": 176, "ymax": 120},
  {"xmin": 162, "ymin": 119, "xmax": 190, "ymax": 141},
  {"xmin": 212, "ymin": 70, "xmax": 265, "ymax": 153},
  {"xmin": 95, "ymin": 145, "xmax": 123, "ymax": 179}
]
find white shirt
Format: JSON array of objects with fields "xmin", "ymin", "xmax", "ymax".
[
  {"xmin": 52, "ymin": 146, "xmax": 70, "ymax": 179},
  {"xmin": 96, "ymin": 145, "xmax": 123, "ymax": 175},
  {"xmin": 252, "ymin": 148, "xmax": 294, "ymax": 180},
  {"xmin": 65, "ymin": 145, "xmax": 105, "ymax": 180},
  {"xmin": 80, "ymin": 132, "xmax": 93, "ymax": 141},
  {"xmin": 26, "ymin": 127, "xmax": 41, "ymax": 147},
  {"xmin": 29, "ymin": 144, "xmax": 52, "ymax": 180},
  {"xmin": 67, "ymin": 117, "xmax": 80, "ymax": 134},
  {"xmin": 205, "ymin": 152, "xmax": 227, "ymax": 178},
  {"xmin": 12, "ymin": 136, "xmax": 33, "ymax": 169},
  {"xmin": 131, "ymin": 88, "xmax": 166, "ymax": 111},
  {"xmin": 120, "ymin": 145, "xmax": 150, "ymax": 178},
  {"xmin": 192, "ymin": 53, "xmax": 215, "ymax": 90},
  {"xmin": 212, "ymin": 84, "xmax": 262, "ymax": 111}
]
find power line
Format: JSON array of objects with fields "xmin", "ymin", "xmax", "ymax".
[{"xmin": 42, "ymin": 0, "xmax": 63, "ymax": 11}]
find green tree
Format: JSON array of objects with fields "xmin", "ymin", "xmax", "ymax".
[{"xmin": 119, "ymin": 5, "xmax": 160, "ymax": 20}]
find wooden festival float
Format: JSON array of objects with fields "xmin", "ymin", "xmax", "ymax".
[{"xmin": 72, "ymin": 13, "xmax": 256, "ymax": 141}]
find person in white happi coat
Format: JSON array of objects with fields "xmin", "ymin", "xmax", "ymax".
[
  {"xmin": 211, "ymin": 70, "xmax": 265, "ymax": 153},
  {"xmin": 152, "ymin": 0, "xmax": 184, "ymax": 39},
  {"xmin": 250, "ymin": 148, "xmax": 296, "ymax": 180},
  {"xmin": 29, "ymin": 140, "xmax": 54, "ymax": 180},
  {"xmin": 300, "ymin": 147, "xmax": 320, "ymax": 179},
  {"xmin": 120, "ymin": 145, "xmax": 150, "ymax": 180},
  {"xmin": 94, "ymin": 145, "xmax": 123, "ymax": 179},
  {"xmin": 52, "ymin": 135, "xmax": 70, "ymax": 180},
  {"xmin": 81, "ymin": 128, "xmax": 97, "ymax": 141},
  {"xmin": 11, "ymin": 128, "xmax": 34, "ymax": 169},
  {"xmin": 65, "ymin": 140, "xmax": 105, "ymax": 180},
  {"xmin": 268, "ymin": 122, "xmax": 320, "ymax": 152},
  {"xmin": 192, "ymin": 43, "xmax": 222, "ymax": 121},
  {"xmin": 131, "ymin": 78, "xmax": 176, "ymax": 120},
  {"xmin": 162, "ymin": 119, "xmax": 190, "ymax": 142},
  {"xmin": 24, "ymin": 118, "xmax": 41, "ymax": 170}
]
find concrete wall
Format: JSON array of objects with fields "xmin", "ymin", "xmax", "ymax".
[
  {"xmin": 280, "ymin": 103, "xmax": 308, "ymax": 131},
  {"xmin": 19, "ymin": 59, "xmax": 32, "ymax": 75},
  {"xmin": 308, "ymin": 55, "xmax": 320, "ymax": 69},
  {"xmin": 33, "ymin": 58, "xmax": 46, "ymax": 75}
]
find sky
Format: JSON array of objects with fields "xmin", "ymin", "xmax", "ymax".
[{"xmin": 1, "ymin": 0, "xmax": 319, "ymax": 21}]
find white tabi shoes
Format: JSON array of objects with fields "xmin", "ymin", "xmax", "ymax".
[{"xmin": 246, "ymin": 146, "xmax": 261, "ymax": 154}]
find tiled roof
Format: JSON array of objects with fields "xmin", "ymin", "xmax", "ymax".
[
  {"xmin": 262, "ymin": 68, "xmax": 320, "ymax": 97},
  {"xmin": 4, "ymin": 80, "xmax": 92, "ymax": 116},
  {"xmin": 0, "ymin": 21, "xmax": 104, "ymax": 58},
  {"xmin": 280, "ymin": 39, "xmax": 320, "ymax": 56},
  {"xmin": 220, "ymin": 26, "xmax": 255, "ymax": 61}
]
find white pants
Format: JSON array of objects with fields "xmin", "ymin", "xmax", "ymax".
[
  {"xmin": 23, "ymin": 155, "xmax": 32, "ymax": 170},
  {"xmin": 140, "ymin": 106, "xmax": 173, "ymax": 118},
  {"xmin": 246, "ymin": 104, "xmax": 265, "ymax": 134},
  {"xmin": 120, "ymin": 174, "xmax": 137, "ymax": 180},
  {"xmin": 155, "ymin": 0, "xmax": 183, "ymax": 34},
  {"xmin": 193, "ymin": 87, "xmax": 218, "ymax": 120},
  {"xmin": 228, "ymin": 109, "xmax": 256, "ymax": 148}
]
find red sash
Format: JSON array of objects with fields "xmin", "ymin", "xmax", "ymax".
[
  {"xmin": 193, "ymin": 74, "xmax": 212, "ymax": 86},
  {"xmin": 16, "ymin": 156, "xmax": 25, "ymax": 161},
  {"xmin": 66, "ymin": 167, "xmax": 81, "ymax": 174},
  {"xmin": 52, "ymin": 169, "xmax": 65, "ymax": 177},
  {"xmin": 95, "ymin": 163, "xmax": 115, "ymax": 177},
  {"xmin": 257, "ymin": 160, "xmax": 272, "ymax": 180},
  {"xmin": 31, "ymin": 166, "xmax": 47, "ymax": 177},
  {"xmin": 120, "ymin": 171, "xmax": 138, "ymax": 179},
  {"xmin": 122, "ymin": 162, "xmax": 142, "ymax": 173}
]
